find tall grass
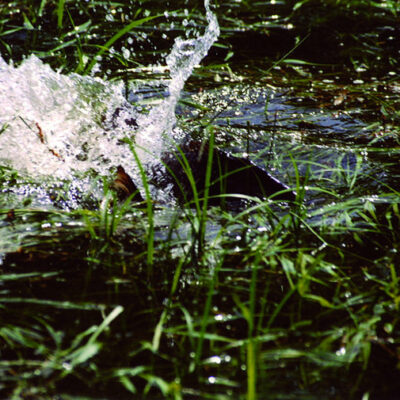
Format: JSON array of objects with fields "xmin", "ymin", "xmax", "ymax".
[
  {"xmin": 127, "ymin": 142, "xmax": 155, "ymax": 272},
  {"xmin": 1, "ymin": 131, "xmax": 400, "ymax": 398}
]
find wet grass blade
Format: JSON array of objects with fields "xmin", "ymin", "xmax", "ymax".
[
  {"xmin": 0, "ymin": 272, "xmax": 59, "ymax": 281},
  {"xmin": 128, "ymin": 142, "xmax": 154, "ymax": 271},
  {"xmin": 57, "ymin": 0, "xmax": 66, "ymax": 28},
  {"xmin": 0, "ymin": 297, "xmax": 103, "ymax": 310},
  {"xmin": 190, "ymin": 255, "xmax": 224, "ymax": 373},
  {"xmin": 199, "ymin": 129, "xmax": 215, "ymax": 256}
]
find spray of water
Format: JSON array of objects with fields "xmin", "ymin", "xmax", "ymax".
[
  {"xmin": 133, "ymin": 0, "xmax": 219, "ymax": 161},
  {"xmin": 0, "ymin": 0, "xmax": 219, "ymax": 206}
]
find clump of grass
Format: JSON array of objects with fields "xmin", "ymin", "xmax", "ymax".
[{"xmin": 1, "ymin": 125, "xmax": 400, "ymax": 399}]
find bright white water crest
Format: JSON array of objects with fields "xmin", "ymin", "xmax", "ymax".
[{"xmin": 0, "ymin": 0, "xmax": 219, "ymax": 207}]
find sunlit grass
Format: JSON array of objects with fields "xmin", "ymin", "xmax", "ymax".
[
  {"xmin": 1, "ymin": 144, "xmax": 400, "ymax": 398},
  {"xmin": 1, "ymin": 93, "xmax": 400, "ymax": 400}
]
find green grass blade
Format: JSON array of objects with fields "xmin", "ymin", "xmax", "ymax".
[
  {"xmin": 199, "ymin": 129, "xmax": 215, "ymax": 255},
  {"xmin": 190, "ymin": 255, "xmax": 224, "ymax": 373},
  {"xmin": 128, "ymin": 143, "xmax": 154, "ymax": 271},
  {"xmin": 87, "ymin": 305, "xmax": 124, "ymax": 345},
  {"xmin": 57, "ymin": 0, "xmax": 66, "ymax": 28}
]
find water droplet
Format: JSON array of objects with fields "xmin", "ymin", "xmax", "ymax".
[
  {"xmin": 208, "ymin": 356, "xmax": 222, "ymax": 364},
  {"xmin": 336, "ymin": 347, "xmax": 346, "ymax": 356},
  {"xmin": 62, "ymin": 362, "xmax": 72, "ymax": 371}
]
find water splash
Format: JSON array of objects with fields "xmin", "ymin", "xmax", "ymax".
[
  {"xmin": 134, "ymin": 0, "xmax": 219, "ymax": 160},
  {"xmin": 0, "ymin": 0, "xmax": 219, "ymax": 206},
  {"xmin": 0, "ymin": 56, "xmax": 131, "ymax": 180}
]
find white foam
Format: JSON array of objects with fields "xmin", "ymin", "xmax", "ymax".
[
  {"xmin": 0, "ymin": 0, "xmax": 219, "ymax": 205},
  {"xmin": 0, "ymin": 55, "xmax": 131, "ymax": 179}
]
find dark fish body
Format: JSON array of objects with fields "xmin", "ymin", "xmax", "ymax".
[{"xmin": 158, "ymin": 141, "xmax": 295, "ymax": 203}]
